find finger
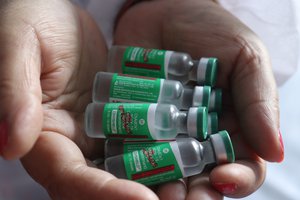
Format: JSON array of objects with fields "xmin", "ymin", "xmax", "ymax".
[
  {"xmin": 41, "ymin": 108, "xmax": 105, "ymax": 160},
  {"xmin": 21, "ymin": 132, "xmax": 158, "ymax": 200},
  {"xmin": 187, "ymin": 173, "xmax": 223, "ymax": 200},
  {"xmin": 0, "ymin": 3, "xmax": 42, "ymax": 159},
  {"xmin": 208, "ymin": 132, "xmax": 265, "ymax": 198},
  {"xmin": 155, "ymin": 179, "xmax": 187, "ymax": 200},
  {"xmin": 209, "ymin": 159, "xmax": 266, "ymax": 198},
  {"xmin": 230, "ymin": 33, "xmax": 282, "ymax": 162}
]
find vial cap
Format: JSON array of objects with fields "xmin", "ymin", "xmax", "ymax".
[
  {"xmin": 208, "ymin": 112, "xmax": 218, "ymax": 135},
  {"xmin": 192, "ymin": 86, "xmax": 211, "ymax": 107},
  {"xmin": 210, "ymin": 130, "xmax": 235, "ymax": 163},
  {"xmin": 187, "ymin": 107, "xmax": 208, "ymax": 141},
  {"xmin": 196, "ymin": 57, "xmax": 218, "ymax": 86},
  {"xmin": 206, "ymin": 58, "xmax": 218, "ymax": 86},
  {"xmin": 197, "ymin": 107, "xmax": 208, "ymax": 141},
  {"xmin": 210, "ymin": 89, "xmax": 222, "ymax": 113}
]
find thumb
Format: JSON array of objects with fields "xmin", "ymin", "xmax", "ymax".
[
  {"xmin": 230, "ymin": 34, "xmax": 283, "ymax": 162},
  {"xmin": 0, "ymin": 11, "xmax": 42, "ymax": 159},
  {"xmin": 21, "ymin": 133, "xmax": 158, "ymax": 200}
]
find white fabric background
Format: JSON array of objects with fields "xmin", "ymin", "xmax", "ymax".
[
  {"xmin": 1, "ymin": 0, "xmax": 300, "ymax": 199},
  {"xmin": 219, "ymin": 0, "xmax": 300, "ymax": 86}
]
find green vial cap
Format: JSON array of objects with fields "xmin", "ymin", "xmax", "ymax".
[
  {"xmin": 197, "ymin": 107, "xmax": 208, "ymax": 141},
  {"xmin": 210, "ymin": 89, "xmax": 222, "ymax": 113},
  {"xmin": 193, "ymin": 86, "xmax": 211, "ymax": 108},
  {"xmin": 196, "ymin": 58, "xmax": 218, "ymax": 86},
  {"xmin": 220, "ymin": 130, "xmax": 235, "ymax": 163},
  {"xmin": 208, "ymin": 112, "xmax": 218, "ymax": 135},
  {"xmin": 205, "ymin": 58, "xmax": 218, "ymax": 86},
  {"xmin": 202, "ymin": 86, "xmax": 211, "ymax": 108},
  {"xmin": 187, "ymin": 106, "xmax": 208, "ymax": 141},
  {"xmin": 210, "ymin": 130, "xmax": 235, "ymax": 163}
]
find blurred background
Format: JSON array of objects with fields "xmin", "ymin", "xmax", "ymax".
[{"xmin": 1, "ymin": 0, "xmax": 300, "ymax": 199}]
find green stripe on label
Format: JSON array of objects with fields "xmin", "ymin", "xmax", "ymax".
[{"xmin": 121, "ymin": 47, "xmax": 167, "ymax": 78}]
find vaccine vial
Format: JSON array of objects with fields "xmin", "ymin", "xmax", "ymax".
[
  {"xmin": 104, "ymin": 112, "xmax": 218, "ymax": 159},
  {"xmin": 106, "ymin": 46, "xmax": 218, "ymax": 86},
  {"xmin": 85, "ymin": 103, "xmax": 208, "ymax": 141},
  {"xmin": 93, "ymin": 72, "xmax": 212, "ymax": 110},
  {"xmin": 104, "ymin": 130, "xmax": 235, "ymax": 186}
]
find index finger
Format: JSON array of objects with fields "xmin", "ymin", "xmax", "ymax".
[{"xmin": 21, "ymin": 132, "xmax": 158, "ymax": 200}]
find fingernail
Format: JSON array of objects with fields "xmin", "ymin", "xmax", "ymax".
[
  {"xmin": 278, "ymin": 130, "xmax": 284, "ymax": 163},
  {"xmin": 212, "ymin": 183, "xmax": 237, "ymax": 195},
  {"xmin": 0, "ymin": 120, "xmax": 8, "ymax": 155}
]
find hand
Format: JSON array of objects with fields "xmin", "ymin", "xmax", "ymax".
[
  {"xmin": 114, "ymin": 0, "xmax": 283, "ymax": 199},
  {"xmin": 0, "ymin": 0, "xmax": 158, "ymax": 199}
]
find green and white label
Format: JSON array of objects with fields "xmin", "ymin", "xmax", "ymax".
[
  {"xmin": 121, "ymin": 47, "xmax": 173, "ymax": 78},
  {"xmin": 109, "ymin": 74, "xmax": 163, "ymax": 103},
  {"xmin": 123, "ymin": 141, "xmax": 183, "ymax": 185},
  {"xmin": 102, "ymin": 103, "xmax": 157, "ymax": 139}
]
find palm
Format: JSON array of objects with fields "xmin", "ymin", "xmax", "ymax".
[
  {"xmin": 114, "ymin": 0, "xmax": 280, "ymax": 198},
  {"xmin": 38, "ymin": 4, "xmax": 107, "ymax": 156}
]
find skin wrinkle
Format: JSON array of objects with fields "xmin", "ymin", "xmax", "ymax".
[
  {"xmin": 1, "ymin": 21, "xmax": 42, "ymax": 95},
  {"xmin": 236, "ymin": 160, "xmax": 266, "ymax": 197},
  {"xmin": 246, "ymin": 160, "xmax": 266, "ymax": 196},
  {"xmin": 74, "ymin": 7, "xmax": 85, "ymax": 87},
  {"xmin": 42, "ymin": 107, "xmax": 98, "ymax": 158},
  {"xmin": 231, "ymin": 41, "xmax": 279, "ymax": 130},
  {"xmin": 47, "ymin": 88, "xmax": 89, "ymax": 111},
  {"xmin": 37, "ymin": 24, "xmax": 80, "ymax": 103},
  {"xmin": 45, "ymin": 158, "xmax": 88, "ymax": 199},
  {"xmin": 162, "ymin": 1, "xmax": 230, "ymax": 48},
  {"xmin": 229, "ymin": 33, "xmax": 278, "ymax": 117},
  {"xmin": 231, "ymin": 36, "xmax": 264, "ymax": 85},
  {"xmin": 57, "ymin": 162, "xmax": 87, "ymax": 190},
  {"xmin": 36, "ymin": 7, "xmax": 81, "ymax": 103},
  {"xmin": 41, "ymin": 66, "xmax": 68, "ymax": 103},
  {"xmin": 38, "ymin": 2, "xmax": 106, "ymax": 158}
]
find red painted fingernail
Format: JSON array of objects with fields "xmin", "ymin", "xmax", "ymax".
[
  {"xmin": 0, "ymin": 120, "xmax": 8, "ymax": 155},
  {"xmin": 212, "ymin": 183, "xmax": 237, "ymax": 195},
  {"xmin": 278, "ymin": 130, "xmax": 284, "ymax": 163}
]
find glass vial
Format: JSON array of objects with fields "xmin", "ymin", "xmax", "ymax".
[
  {"xmin": 107, "ymin": 46, "xmax": 218, "ymax": 86},
  {"xmin": 104, "ymin": 130, "xmax": 235, "ymax": 186},
  {"xmin": 85, "ymin": 103, "xmax": 208, "ymax": 141},
  {"xmin": 93, "ymin": 72, "xmax": 212, "ymax": 110}
]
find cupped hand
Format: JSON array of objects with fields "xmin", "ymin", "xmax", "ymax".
[
  {"xmin": 0, "ymin": 0, "xmax": 158, "ymax": 199},
  {"xmin": 114, "ymin": 0, "xmax": 283, "ymax": 198}
]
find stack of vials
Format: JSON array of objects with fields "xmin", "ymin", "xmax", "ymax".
[{"xmin": 85, "ymin": 46, "xmax": 235, "ymax": 186}]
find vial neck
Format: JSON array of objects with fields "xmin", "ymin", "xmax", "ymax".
[
  {"xmin": 181, "ymin": 88, "xmax": 194, "ymax": 109},
  {"xmin": 188, "ymin": 60, "xmax": 199, "ymax": 82},
  {"xmin": 202, "ymin": 141, "xmax": 217, "ymax": 165},
  {"xmin": 176, "ymin": 111, "xmax": 188, "ymax": 133}
]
